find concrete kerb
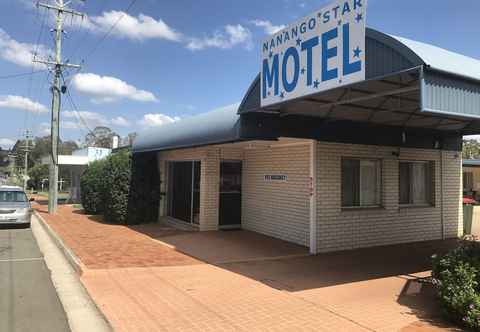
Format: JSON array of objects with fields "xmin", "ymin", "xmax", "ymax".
[
  {"xmin": 31, "ymin": 213, "xmax": 112, "ymax": 332},
  {"xmin": 34, "ymin": 210, "xmax": 86, "ymax": 276}
]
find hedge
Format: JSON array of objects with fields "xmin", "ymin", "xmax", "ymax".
[
  {"xmin": 102, "ymin": 150, "xmax": 132, "ymax": 225},
  {"xmin": 80, "ymin": 158, "xmax": 107, "ymax": 214},
  {"xmin": 79, "ymin": 150, "xmax": 160, "ymax": 225},
  {"xmin": 432, "ymin": 238, "xmax": 480, "ymax": 330}
]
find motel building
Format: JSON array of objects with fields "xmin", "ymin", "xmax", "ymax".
[{"xmin": 133, "ymin": 8, "xmax": 480, "ymax": 254}]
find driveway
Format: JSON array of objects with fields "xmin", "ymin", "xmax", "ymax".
[
  {"xmin": 82, "ymin": 241, "xmax": 459, "ymax": 332},
  {"xmin": 0, "ymin": 227, "xmax": 70, "ymax": 332},
  {"xmin": 33, "ymin": 202, "xmax": 460, "ymax": 331}
]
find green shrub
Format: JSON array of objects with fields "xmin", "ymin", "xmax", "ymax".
[
  {"xmin": 126, "ymin": 152, "xmax": 160, "ymax": 225},
  {"xmin": 432, "ymin": 239, "xmax": 480, "ymax": 330},
  {"xmin": 79, "ymin": 150, "xmax": 160, "ymax": 225},
  {"xmin": 101, "ymin": 150, "xmax": 131, "ymax": 225},
  {"xmin": 80, "ymin": 159, "xmax": 107, "ymax": 214}
]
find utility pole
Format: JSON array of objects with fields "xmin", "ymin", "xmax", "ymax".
[
  {"xmin": 34, "ymin": 0, "xmax": 83, "ymax": 213},
  {"xmin": 23, "ymin": 130, "xmax": 32, "ymax": 191}
]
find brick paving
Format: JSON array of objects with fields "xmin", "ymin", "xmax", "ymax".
[
  {"xmin": 32, "ymin": 201, "xmax": 201, "ymax": 269},
  {"xmin": 33, "ymin": 200, "xmax": 460, "ymax": 332}
]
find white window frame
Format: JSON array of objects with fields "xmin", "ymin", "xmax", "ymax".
[{"xmin": 341, "ymin": 158, "xmax": 382, "ymax": 209}]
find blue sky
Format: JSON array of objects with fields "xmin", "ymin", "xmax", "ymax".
[{"xmin": 0, "ymin": 0, "xmax": 479, "ymax": 148}]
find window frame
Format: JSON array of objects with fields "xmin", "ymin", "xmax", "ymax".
[
  {"xmin": 398, "ymin": 160, "xmax": 435, "ymax": 208},
  {"xmin": 341, "ymin": 157, "xmax": 383, "ymax": 209}
]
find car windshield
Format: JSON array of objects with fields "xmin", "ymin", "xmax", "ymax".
[{"xmin": 0, "ymin": 191, "xmax": 28, "ymax": 202}]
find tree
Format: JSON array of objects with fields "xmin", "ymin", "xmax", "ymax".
[
  {"xmin": 28, "ymin": 164, "xmax": 49, "ymax": 190},
  {"xmin": 84, "ymin": 126, "xmax": 118, "ymax": 148},
  {"xmin": 463, "ymin": 139, "xmax": 480, "ymax": 159}
]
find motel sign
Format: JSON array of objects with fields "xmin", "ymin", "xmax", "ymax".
[{"xmin": 261, "ymin": 0, "xmax": 367, "ymax": 107}]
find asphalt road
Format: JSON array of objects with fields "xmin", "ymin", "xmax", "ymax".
[{"xmin": 0, "ymin": 226, "xmax": 70, "ymax": 332}]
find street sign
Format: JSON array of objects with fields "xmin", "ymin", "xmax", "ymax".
[{"xmin": 261, "ymin": 0, "xmax": 367, "ymax": 107}]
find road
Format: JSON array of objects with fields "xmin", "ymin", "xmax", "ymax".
[{"xmin": 0, "ymin": 226, "xmax": 70, "ymax": 332}]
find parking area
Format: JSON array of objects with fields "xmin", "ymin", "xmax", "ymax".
[
  {"xmin": 0, "ymin": 227, "xmax": 70, "ymax": 332},
  {"xmin": 32, "ymin": 201, "xmax": 461, "ymax": 331}
]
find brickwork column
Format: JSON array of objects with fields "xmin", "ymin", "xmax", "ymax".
[{"xmin": 199, "ymin": 147, "xmax": 220, "ymax": 231}]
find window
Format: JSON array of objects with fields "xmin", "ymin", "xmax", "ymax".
[
  {"xmin": 341, "ymin": 159, "xmax": 381, "ymax": 207},
  {"xmin": 399, "ymin": 161, "xmax": 434, "ymax": 206},
  {"xmin": 463, "ymin": 172, "xmax": 474, "ymax": 192}
]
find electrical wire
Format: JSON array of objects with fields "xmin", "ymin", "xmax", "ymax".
[
  {"xmin": 0, "ymin": 70, "xmax": 47, "ymax": 80},
  {"xmin": 81, "ymin": 0, "xmax": 138, "ymax": 62}
]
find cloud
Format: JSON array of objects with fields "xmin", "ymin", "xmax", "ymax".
[
  {"xmin": 0, "ymin": 28, "xmax": 51, "ymax": 68},
  {"xmin": 0, "ymin": 95, "xmax": 48, "ymax": 113},
  {"xmin": 38, "ymin": 122, "xmax": 51, "ymax": 136},
  {"xmin": 111, "ymin": 116, "xmax": 130, "ymax": 127},
  {"xmin": 186, "ymin": 24, "xmax": 253, "ymax": 51},
  {"xmin": 138, "ymin": 113, "xmax": 180, "ymax": 128},
  {"xmin": 250, "ymin": 20, "xmax": 286, "ymax": 35},
  {"xmin": 71, "ymin": 73, "xmax": 158, "ymax": 103},
  {"xmin": 0, "ymin": 138, "xmax": 15, "ymax": 149},
  {"xmin": 88, "ymin": 11, "xmax": 182, "ymax": 42},
  {"xmin": 63, "ymin": 110, "xmax": 109, "ymax": 128}
]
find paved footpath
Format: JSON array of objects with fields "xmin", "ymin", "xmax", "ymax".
[{"xmin": 0, "ymin": 226, "xmax": 70, "ymax": 332}]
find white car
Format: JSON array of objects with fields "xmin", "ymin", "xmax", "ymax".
[{"xmin": 0, "ymin": 187, "xmax": 34, "ymax": 226}]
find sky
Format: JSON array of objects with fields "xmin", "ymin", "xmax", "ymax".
[{"xmin": 0, "ymin": 0, "xmax": 479, "ymax": 149}]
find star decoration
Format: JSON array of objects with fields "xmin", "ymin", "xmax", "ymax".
[
  {"xmin": 301, "ymin": 68, "xmax": 306, "ymax": 75},
  {"xmin": 296, "ymin": 38, "xmax": 302, "ymax": 46},
  {"xmin": 269, "ymin": 51, "xmax": 273, "ymax": 58},
  {"xmin": 355, "ymin": 13, "xmax": 363, "ymax": 23},
  {"xmin": 353, "ymin": 46, "xmax": 362, "ymax": 58},
  {"xmin": 280, "ymin": 92, "xmax": 285, "ymax": 99},
  {"xmin": 313, "ymin": 79, "xmax": 320, "ymax": 89}
]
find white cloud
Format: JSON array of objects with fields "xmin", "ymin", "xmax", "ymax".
[
  {"xmin": 0, "ymin": 138, "xmax": 15, "ymax": 149},
  {"xmin": 38, "ymin": 122, "xmax": 50, "ymax": 136},
  {"xmin": 63, "ymin": 110, "xmax": 109, "ymax": 128},
  {"xmin": 186, "ymin": 24, "xmax": 253, "ymax": 51},
  {"xmin": 250, "ymin": 20, "xmax": 286, "ymax": 35},
  {"xmin": 88, "ymin": 11, "xmax": 182, "ymax": 42},
  {"xmin": 0, "ymin": 95, "xmax": 48, "ymax": 113},
  {"xmin": 0, "ymin": 28, "xmax": 51, "ymax": 68},
  {"xmin": 61, "ymin": 121, "xmax": 80, "ymax": 130},
  {"xmin": 71, "ymin": 73, "xmax": 158, "ymax": 103},
  {"xmin": 111, "ymin": 116, "xmax": 130, "ymax": 127},
  {"xmin": 138, "ymin": 113, "xmax": 180, "ymax": 128}
]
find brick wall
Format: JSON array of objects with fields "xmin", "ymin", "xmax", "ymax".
[
  {"xmin": 242, "ymin": 144, "xmax": 311, "ymax": 246},
  {"xmin": 316, "ymin": 142, "xmax": 463, "ymax": 252}
]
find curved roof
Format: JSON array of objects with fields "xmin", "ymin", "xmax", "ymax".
[
  {"xmin": 392, "ymin": 35, "xmax": 480, "ymax": 82},
  {"xmin": 238, "ymin": 28, "xmax": 480, "ymax": 114},
  {"xmin": 133, "ymin": 104, "xmax": 241, "ymax": 153}
]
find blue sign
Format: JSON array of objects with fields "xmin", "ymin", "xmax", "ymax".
[{"xmin": 261, "ymin": 0, "xmax": 367, "ymax": 107}]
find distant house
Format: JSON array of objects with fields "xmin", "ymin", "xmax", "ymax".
[
  {"xmin": 463, "ymin": 160, "xmax": 480, "ymax": 199},
  {"xmin": 42, "ymin": 147, "xmax": 111, "ymax": 203}
]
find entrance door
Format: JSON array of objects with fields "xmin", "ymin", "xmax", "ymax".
[
  {"xmin": 219, "ymin": 161, "xmax": 242, "ymax": 228},
  {"xmin": 168, "ymin": 161, "xmax": 200, "ymax": 224}
]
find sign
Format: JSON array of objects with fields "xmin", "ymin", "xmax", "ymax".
[
  {"xmin": 264, "ymin": 175, "xmax": 288, "ymax": 182},
  {"xmin": 261, "ymin": 0, "xmax": 367, "ymax": 107}
]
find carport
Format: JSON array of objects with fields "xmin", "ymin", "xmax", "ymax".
[{"xmin": 133, "ymin": 27, "xmax": 480, "ymax": 254}]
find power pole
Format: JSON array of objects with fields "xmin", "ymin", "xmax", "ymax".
[
  {"xmin": 34, "ymin": 0, "xmax": 83, "ymax": 213},
  {"xmin": 23, "ymin": 130, "xmax": 32, "ymax": 191}
]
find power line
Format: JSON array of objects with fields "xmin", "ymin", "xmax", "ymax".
[
  {"xmin": 0, "ymin": 70, "xmax": 47, "ymax": 80},
  {"xmin": 81, "ymin": 0, "xmax": 138, "ymax": 62}
]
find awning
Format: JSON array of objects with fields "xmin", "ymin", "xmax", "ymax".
[
  {"xmin": 239, "ymin": 28, "xmax": 480, "ymax": 135},
  {"xmin": 133, "ymin": 104, "xmax": 242, "ymax": 153}
]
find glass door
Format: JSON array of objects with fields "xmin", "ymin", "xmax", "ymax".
[
  {"xmin": 219, "ymin": 161, "xmax": 242, "ymax": 228},
  {"xmin": 168, "ymin": 161, "xmax": 201, "ymax": 224}
]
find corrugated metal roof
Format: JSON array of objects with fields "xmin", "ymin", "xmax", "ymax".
[
  {"xmin": 133, "ymin": 104, "xmax": 241, "ymax": 153},
  {"xmin": 463, "ymin": 159, "xmax": 480, "ymax": 167},
  {"xmin": 393, "ymin": 35, "xmax": 480, "ymax": 82}
]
